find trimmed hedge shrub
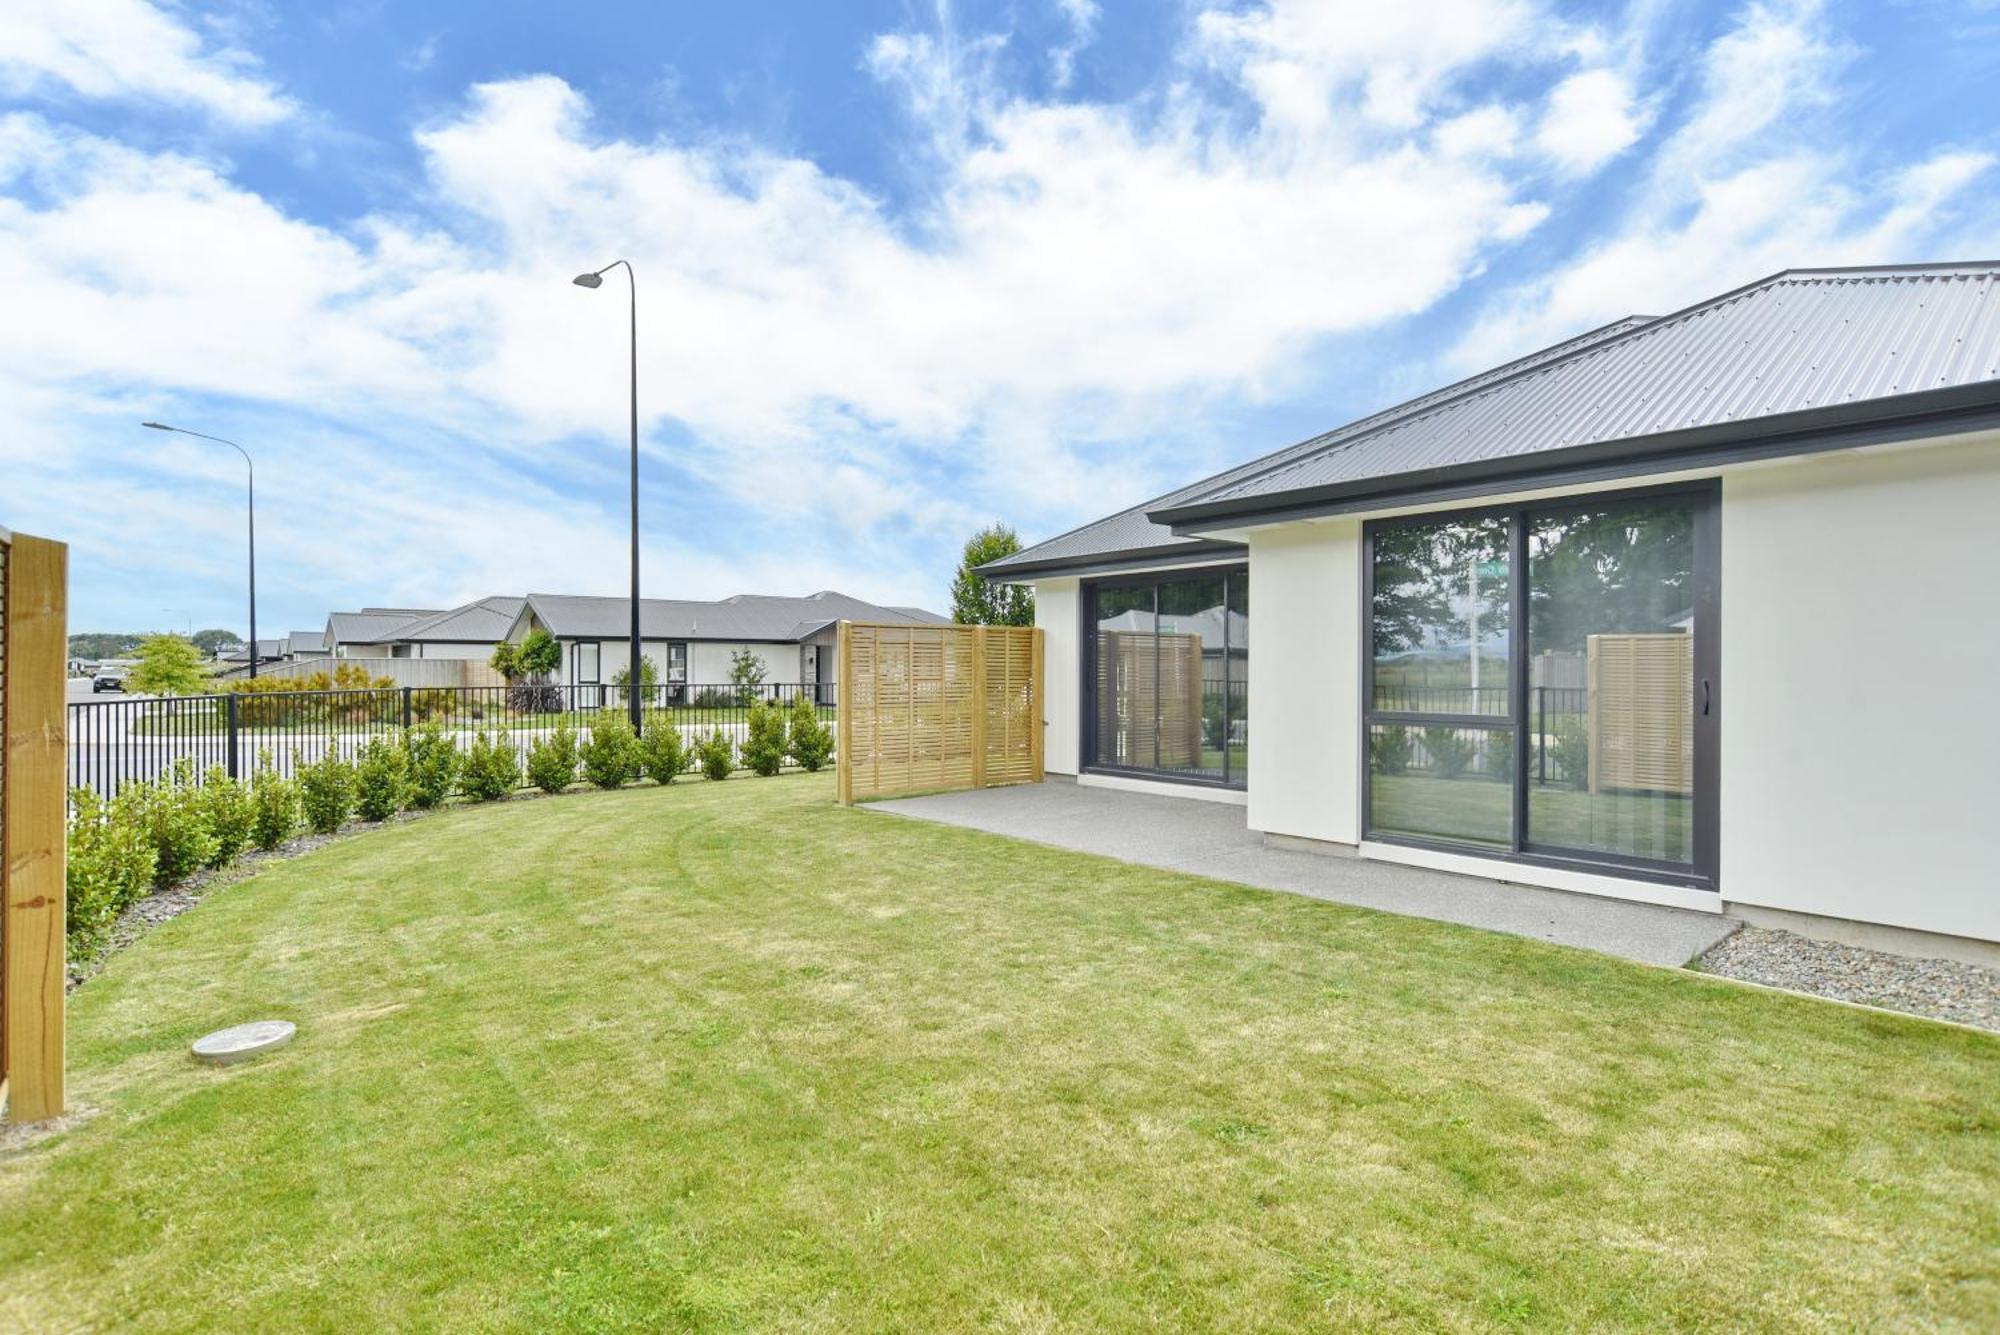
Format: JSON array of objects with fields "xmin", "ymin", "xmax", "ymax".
[
  {"xmin": 250, "ymin": 751, "xmax": 301, "ymax": 850},
  {"xmin": 67, "ymin": 785, "xmax": 157, "ymax": 955},
  {"xmin": 637, "ymin": 720, "xmax": 688, "ymax": 784},
  {"xmin": 140, "ymin": 758, "xmax": 218, "ymax": 886},
  {"xmin": 695, "ymin": 729, "xmax": 734, "ymax": 781},
  {"xmin": 527, "ymin": 719, "xmax": 580, "ymax": 794},
  {"xmin": 199, "ymin": 766, "xmax": 255, "ymax": 867},
  {"xmin": 1371, "ymin": 724, "xmax": 1412, "ymax": 777},
  {"xmin": 355, "ymin": 737, "xmax": 412, "ymax": 821},
  {"xmin": 404, "ymin": 722, "xmax": 461, "ymax": 809},
  {"xmin": 460, "ymin": 731, "xmax": 520, "ymax": 801},
  {"xmin": 298, "ymin": 747, "xmax": 357, "ymax": 834},
  {"xmin": 580, "ymin": 713, "xmax": 640, "ymax": 789},
  {"xmin": 742, "ymin": 699, "xmax": 787, "ymax": 776},
  {"xmin": 785, "ymin": 695, "xmax": 834, "ymax": 772}
]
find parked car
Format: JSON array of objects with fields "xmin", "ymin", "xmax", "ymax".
[{"xmin": 92, "ymin": 666, "xmax": 127, "ymax": 693}]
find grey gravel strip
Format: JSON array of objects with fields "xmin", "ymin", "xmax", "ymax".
[{"xmin": 1695, "ymin": 926, "xmax": 2000, "ymax": 1031}]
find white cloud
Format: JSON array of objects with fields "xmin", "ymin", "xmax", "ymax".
[
  {"xmin": 0, "ymin": 0, "xmax": 291, "ymax": 126},
  {"xmin": 1455, "ymin": 0, "xmax": 1995, "ymax": 368},
  {"xmin": 1535, "ymin": 68, "xmax": 1647, "ymax": 175},
  {"xmin": 1049, "ymin": 0, "xmax": 1100, "ymax": 89}
]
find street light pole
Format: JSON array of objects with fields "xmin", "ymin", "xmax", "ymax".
[
  {"xmin": 572, "ymin": 260, "xmax": 644, "ymax": 735},
  {"xmin": 142, "ymin": 422, "xmax": 258, "ymax": 678}
]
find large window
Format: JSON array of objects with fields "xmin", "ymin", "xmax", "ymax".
[
  {"xmin": 1086, "ymin": 568, "xmax": 1248, "ymax": 787},
  {"xmin": 1365, "ymin": 486, "xmax": 1716, "ymax": 885}
]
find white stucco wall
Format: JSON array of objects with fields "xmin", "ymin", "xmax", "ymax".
[
  {"xmin": 1720, "ymin": 435, "xmax": 2000, "ymax": 943},
  {"xmin": 1245, "ymin": 519, "xmax": 1363, "ymax": 847},
  {"xmin": 1034, "ymin": 579, "xmax": 1080, "ymax": 775}
]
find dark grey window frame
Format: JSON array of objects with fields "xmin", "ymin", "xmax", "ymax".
[
  {"xmin": 1360, "ymin": 479, "xmax": 1720, "ymax": 890},
  {"xmin": 1081, "ymin": 563, "xmax": 1250, "ymax": 791}
]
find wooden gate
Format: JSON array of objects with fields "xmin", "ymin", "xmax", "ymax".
[
  {"xmin": 836, "ymin": 622, "xmax": 1043, "ymax": 804},
  {"xmin": 2, "ymin": 527, "xmax": 67, "ymax": 1124}
]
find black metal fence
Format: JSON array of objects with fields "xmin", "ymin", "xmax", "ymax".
[
  {"xmin": 69, "ymin": 682, "xmax": 836, "ymax": 797},
  {"xmin": 1369, "ymin": 687, "xmax": 1592, "ymax": 786}
]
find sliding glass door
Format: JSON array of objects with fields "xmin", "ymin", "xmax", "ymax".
[
  {"xmin": 1085, "ymin": 567, "xmax": 1248, "ymax": 787},
  {"xmin": 1365, "ymin": 485, "xmax": 1717, "ymax": 885}
]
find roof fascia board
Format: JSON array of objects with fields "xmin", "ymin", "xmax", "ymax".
[
  {"xmin": 1152, "ymin": 377, "xmax": 2000, "ymax": 527},
  {"xmin": 978, "ymin": 542, "xmax": 1249, "ymax": 583}
]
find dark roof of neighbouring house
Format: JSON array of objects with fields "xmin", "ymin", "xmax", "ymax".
[
  {"xmin": 382, "ymin": 596, "xmax": 526, "ymax": 644},
  {"xmin": 325, "ymin": 608, "xmax": 444, "ymax": 645},
  {"xmin": 285, "ymin": 629, "xmax": 327, "ymax": 656},
  {"xmin": 220, "ymin": 638, "xmax": 284, "ymax": 661},
  {"xmin": 986, "ymin": 262, "xmax": 2000, "ymax": 576},
  {"xmin": 515, "ymin": 591, "xmax": 948, "ymax": 641}
]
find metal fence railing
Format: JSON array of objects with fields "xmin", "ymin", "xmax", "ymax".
[{"xmin": 68, "ymin": 682, "xmax": 836, "ymax": 798}]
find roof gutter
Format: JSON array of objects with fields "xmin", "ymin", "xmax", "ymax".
[{"xmin": 1153, "ymin": 380, "xmax": 2000, "ymax": 532}]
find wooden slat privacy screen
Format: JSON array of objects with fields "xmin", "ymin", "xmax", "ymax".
[
  {"xmin": 1587, "ymin": 632, "xmax": 1694, "ymax": 797},
  {"xmin": 2, "ymin": 529, "xmax": 68, "ymax": 1124},
  {"xmin": 837, "ymin": 622, "xmax": 1043, "ymax": 804}
]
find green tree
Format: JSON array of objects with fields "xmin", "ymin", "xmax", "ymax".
[
  {"xmin": 191, "ymin": 628, "xmax": 243, "ymax": 656},
  {"xmin": 126, "ymin": 634, "xmax": 210, "ymax": 695},
  {"xmin": 491, "ymin": 628, "xmax": 561, "ymax": 683},
  {"xmin": 69, "ymin": 632, "xmax": 143, "ymax": 661},
  {"xmin": 728, "ymin": 649, "xmax": 768, "ymax": 706},
  {"xmin": 950, "ymin": 524, "xmax": 1035, "ymax": 626}
]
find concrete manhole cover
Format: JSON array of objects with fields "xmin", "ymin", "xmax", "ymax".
[{"xmin": 191, "ymin": 1020, "xmax": 296, "ymax": 1066}]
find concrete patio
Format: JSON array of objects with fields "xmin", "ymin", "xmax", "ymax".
[{"xmin": 870, "ymin": 781, "xmax": 1739, "ymax": 967}]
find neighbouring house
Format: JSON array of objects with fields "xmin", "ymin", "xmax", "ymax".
[
  {"xmin": 216, "ymin": 638, "xmax": 284, "ymax": 668},
  {"xmin": 323, "ymin": 608, "xmax": 445, "ymax": 658},
  {"xmin": 284, "ymin": 629, "xmax": 328, "ymax": 660},
  {"xmin": 981, "ymin": 262, "xmax": 2000, "ymax": 961},
  {"xmin": 504, "ymin": 591, "xmax": 948, "ymax": 703},
  {"xmin": 361, "ymin": 596, "xmax": 527, "ymax": 660}
]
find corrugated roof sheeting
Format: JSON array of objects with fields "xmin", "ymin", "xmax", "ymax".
[
  {"xmin": 1181, "ymin": 266, "xmax": 2000, "ymax": 508},
  {"xmin": 982, "ymin": 314, "xmax": 1660, "ymax": 574}
]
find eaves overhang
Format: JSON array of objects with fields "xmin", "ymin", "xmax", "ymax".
[{"xmin": 1154, "ymin": 380, "xmax": 2000, "ymax": 533}]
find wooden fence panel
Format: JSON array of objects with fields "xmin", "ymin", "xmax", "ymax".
[
  {"xmin": 1587, "ymin": 632, "xmax": 1693, "ymax": 796},
  {"xmin": 2, "ymin": 529, "xmax": 67, "ymax": 1123},
  {"xmin": 838, "ymin": 622, "xmax": 1043, "ymax": 804}
]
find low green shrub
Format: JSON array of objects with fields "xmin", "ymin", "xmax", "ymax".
[
  {"xmin": 355, "ymin": 737, "xmax": 411, "ymax": 821},
  {"xmin": 742, "ymin": 699, "xmax": 787, "ymax": 776},
  {"xmin": 298, "ymin": 747, "xmax": 357, "ymax": 834},
  {"xmin": 695, "ymin": 729, "xmax": 734, "ymax": 780},
  {"xmin": 1421, "ymin": 726, "xmax": 1475, "ymax": 780},
  {"xmin": 580, "ymin": 713, "xmax": 640, "ymax": 789},
  {"xmin": 1484, "ymin": 729, "xmax": 1515, "ymax": 783},
  {"xmin": 1372, "ymin": 725, "xmax": 1412, "ymax": 776},
  {"xmin": 460, "ymin": 731, "xmax": 520, "ymax": 801},
  {"xmin": 1551, "ymin": 718, "xmax": 1590, "ymax": 789},
  {"xmin": 250, "ymin": 751, "xmax": 300, "ymax": 850},
  {"xmin": 199, "ymin": 765, "xmax": 255, "ymax": 867},
  {"xmin": 786, "ymin": 695, "xmax": 834, "ymax": 772},
  {"xmin": 403, "ymin": 722, "xmax": 460, "ymax": 809},
  {"xmin": 527, "ymin": 719, "xmax": 580, "ymax": 793},
  {"xmin": 140, "ymin": 758, "xmax": 218, "ymax": 886},
  {"xmin": 67, "ymin": 785, "xmax": 157, "ymax": 955},
  {"xmin": 637, "ymin": 719, "xmax": 688, "ymax": 784}
]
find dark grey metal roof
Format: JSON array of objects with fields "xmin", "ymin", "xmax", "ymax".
[
  {"xmin": 981, "ymin": 312, "xmax": 1661, "ymax": 578},
  {"xmin": 325, "ymin": 609, "xmax": 441, "ymax": 645},
  {"xmin": 285, "ymin": 629, "xmax": 327, "ymax": 656},
  {"xmin": 386, "ymin": 596, "xmax": 527, "ymax": 644},
  {"xmin": 1156, "ymin": 262, "xmax": 2000, "ymax": 527},
  {"xmin": 517, "ymin": 590, "xmax": 946, "ymax": 641}
]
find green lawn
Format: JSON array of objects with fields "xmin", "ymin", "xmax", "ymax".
[{"xmin": 4, "ymin": 777, "xmax": 1995, "ymax": 1330}]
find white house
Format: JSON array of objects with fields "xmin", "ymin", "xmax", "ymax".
[
  {"xmin": 504, "ymin": 590, "xmax": 947, "ymax": 702},
  {"xmin": 982, "ymin": 263, "xmax": 2000, "ymax": 962}
]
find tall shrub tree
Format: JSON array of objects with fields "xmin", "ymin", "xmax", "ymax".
[
  {"xmin": 127, "ymin": 634, "xmax": 210, "ymax": 695},
  {"xmin": 950, "ymin": 524, "xmax": 1034, "ymax": 626}
]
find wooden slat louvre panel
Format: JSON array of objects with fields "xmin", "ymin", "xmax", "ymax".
[
  {"xmin": 1587, "ymin": 633, "xmax": 1693, "ymax": 796},
  {"xmin": 838, "ymin": 622, "xmax": 1042, "ymax": 803}
]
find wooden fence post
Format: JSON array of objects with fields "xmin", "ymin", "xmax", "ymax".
[
  {"xmin": 835, "ymin": 622, "xmax": 854, "ymax": 806},
  {"xmin": 1031, "ymin": 627, "xmax": 1045, "ymax": 783},
  {"xmin": 3, "ymin": 532, "xmax": 67, "ymax": 1124}
]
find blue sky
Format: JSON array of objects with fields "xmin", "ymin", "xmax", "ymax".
[{"xmin": 3, "ymin": 0, "xmax": 1997, "ymax": 637}]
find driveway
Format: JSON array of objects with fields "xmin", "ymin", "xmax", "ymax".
[{"xmin": 870, "ymin": 781, "xmax": 1739, "ymax": 967}]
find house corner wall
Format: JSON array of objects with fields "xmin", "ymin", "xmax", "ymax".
[
  {"xmin": 1721, "ymin": 434, "xmax": 2000, "ymax": 944},
  {"xmin": 1032, "ymin": 578, "xmax": 1080, "ymax": 776},
  {"xmin": 1246, "ymin": 520, "xmax": 1361, "ymax": 847}
]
